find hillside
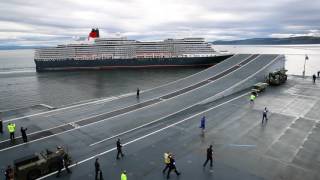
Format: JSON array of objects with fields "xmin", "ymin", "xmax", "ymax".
[{"xmin": 213, "ymin": 36, "xmax": 320, "ymax": 45}]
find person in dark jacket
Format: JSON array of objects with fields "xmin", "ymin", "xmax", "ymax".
[
  {"xmin": 95, "ymin": 158, "xmax": 103, "ymax": 180},
  {"xmin": 5, "ymin": 165, "xmax": 13, "ymax": 180},
  {"xmin": 56, "ymin": 155, "xmax": 64, "ymax": 177},
  {"xmin": 21, "ymin": 127, "xmax": 28, "ymax": 142},
  {"xmin": 136, "ymin": 88, "xmax": 140, "ymax": 98},
  {"xmin": 63, "ymin": 153, "xmax": 72, "ymax": 174},
  {"xmin": 167, "ymin": 155, "xmax": 180, "ymax": 179},
  {"xmin": 56, "ymin": 152, "xmax": 72, "ymax": 177},
  {"xmin": 313, "ymin": 74, "xmax": 317, "ymax": 84},
  {"xmin": 116, "ymin": 138, "xmax": 124, "ymax": 159},
  {"xmin": 200, "ymin": 116, "xmax": 206, "ymax": 133},
  {"xmin": 262, "ymin": 107, "xmax": 268, "ymax": 124},
  {"xmin": 0, "ymin": 118, "xmax": 3, "ymax": 134},
  {"xmin": 203, "ymin": 145, "xmax": 213, "ymax": 167}
]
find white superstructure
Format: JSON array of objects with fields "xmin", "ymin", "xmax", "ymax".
[{"xmin": 35, "ymin": 37, "xmax": 217, "ymax": 61}]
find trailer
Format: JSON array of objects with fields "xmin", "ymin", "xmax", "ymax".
[{"xmin": 252, "ymin": 82, "xmax": 268, "ymax": 94}]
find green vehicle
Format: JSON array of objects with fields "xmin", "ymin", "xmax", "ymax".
[
  {"xmin": 13, "ymin": 148, "xmax": 71, "ymax": 180},
  {"xmin": 267, "ymin": 69, "xmax": 288, "ymax": 85},
  {"xmin": 252, "ymin": 82, "xmax": 268, "ymax": 94}
]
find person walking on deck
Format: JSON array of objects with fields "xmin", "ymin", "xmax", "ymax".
[
  {"xmin": 262, "ymin": 107, "xmax": 269, "ymax": 124},
  {"xmin": 95, "ymin": 158, "xmax": 103, "ymax": 180},
  {"xmin": 56, "ymin": 154, "xmax": 64, "ymax": 177},
  {"xmin": 200, "ymin": 116, "xmax": 206, "ymax": 134},
  {"xmin": 7, "ymin": 123, "xmax": 16, "ymax": 142},
  {"xmin": 4, "ymin": 165, "xmax": 13, "ymax": 180},
  {"xmin": 63, "ymin": 152, "xmax": 72, "ymax": 174},
  {"xmin": 136, "ymin": 88, "xmax": 140, "ymax": 98},
  {"xmin": 0, "ymin": 118, "xmax": 3, "ymax": 134},
  {"xmin": 167, "ymin": 155, "xmax": 180, "ymax": 179},
  {"xmin": 162, "ymin": 152, "xmax": 171, "ymax": 173},
  {"xmin": 250, "ymin": 93, "xmax": 256, "ymax": 104},
  {"xmin": 21, "ymin": 127, "xmax": 28, "ymax": 142},
  {"xmin": 203, "ymin": 145, "xmax": 213, "ymax": 167},
  {"xmin": 313, "ymin": 74, "xmax": 317, "ymax": 84},
  {"xmin": 116, "ymin": 138, "xmax": 124, "ymax": 159},
  {"xmin": 121, "ymin": 170, "xmax": 127, "ymax": 180}
]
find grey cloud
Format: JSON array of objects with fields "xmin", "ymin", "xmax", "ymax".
[{"xmin": 0, "ymin": 0, "xmax": 319, "ymax": 46}]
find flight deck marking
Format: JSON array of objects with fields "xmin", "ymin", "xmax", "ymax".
[
  {"xmin": 89, "ymin": 54, "xmax": 281, "ymax": 147},
  {"xmin": 3, "ymin": 97, "xmax": 120, "ymax": 122},
  {"xmin": 227, "ymin": 144, "xmax": 256, "ymax": 148},
  {"xmin": 36, "ymin": 92, "xmax": 249, "ymax": 180},
  {"xmin": 0, "ymin": 55, "xmax": 259, "ymax": 151},
  {"xmin": 198, "ymin": 54, "xmax": 280, "ymax": 105},
  {"xmin": 88, "ymin": 55, "xmax": 273, "ymax": 147},
  {"xmin": 3, "ymin": 55, "xmax": 239, "ymax": 123},
  {"xmin": 3, "ymin": 93, "xmax": 134, "ymax": 122},
  {"xmin": 69, "ymin": 122, "xmax": 80, "ymax": 129},
  {"xmin": 39, "ymin": 104, "xmax": 55, "ymax": 109},
  {"xmin": 89, "ymin": 92, "xmax": 249, "ymax": 148}
]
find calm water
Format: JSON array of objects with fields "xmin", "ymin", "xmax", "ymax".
[
  {"xmin": 215, "ymin": 45, "xmax": 320, "ymax": 76},
  {"xmin": 0, "ymin": 50, "xmax": 205, "ymax": 111},
  {"xmin": 0, "ymin": 45, "xmax": 319, "ymax": 111}
]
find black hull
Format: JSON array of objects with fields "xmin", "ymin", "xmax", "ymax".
[{"xmin": 34, "ymin": 55, "xmax": 233, "ymax": 71}]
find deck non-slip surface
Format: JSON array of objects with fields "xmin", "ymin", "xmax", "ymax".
[{"xmin": 3, "ymin": 55, "xmax": 317, "ymax": 180}]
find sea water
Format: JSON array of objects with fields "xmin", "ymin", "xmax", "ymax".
[
  {"xmin": 0, "ymin": 49, "xmax": 204, "ymax": 110},
  {"xmin": 0, "ymin": 45, "xmax": 319, "ymax": 111}
]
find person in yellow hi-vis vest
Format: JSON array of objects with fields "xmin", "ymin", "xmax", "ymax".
[
  {"xmin": 7, "ymin": 123, "xmax": 16, "ymax": 142},
  {"xmin": 250, "ymin": 93, "xmax": 256, "ymax": 104},
  {"xmin": 121, "ymin": 170, "xmax": 127, "ymax": 180},
  {"xmin": 162, "ymin": 152, "xmax": 171, "ymax": 173}
]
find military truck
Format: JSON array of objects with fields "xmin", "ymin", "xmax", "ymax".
[
  {"xmin": 266, "ymin": 69, "xmax": 288, "ymax": 85},
  {"xmin": 13, "ymin": 148, "xmax": 71, "ymax": 180}
]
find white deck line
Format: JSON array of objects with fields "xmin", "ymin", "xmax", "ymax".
[
  {"xmin": 3, "ymin": 97, "xmax": 121, "ymax": 123},
  {"xmin": 89, "ymin": 93, "xmax": 249, "ymax": 146},
  {"xmin": 0, "ymin": 55, "xmax": 258, "ymax": 150},
  {"xmin": 36, "ymin": 92, "xmax": 248, "ymax": 180},
  {"xmin": 198, "ymin": 55, "xmax": 280, "ymax": 105},
  {"xmin": 39, "ymin": 104, "xmax": 55, "ymax": 109},
  {"xmin": 3, "ymin": 54, "xmax": 240, "ymax": 123}
]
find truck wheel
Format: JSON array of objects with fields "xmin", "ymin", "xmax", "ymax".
[{"xmin": 27, "ymin": 170, "xmax": 41, "ymax": 180}]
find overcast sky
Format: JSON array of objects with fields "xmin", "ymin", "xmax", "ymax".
[{"xmin": 0, "ymin": 0, "xmax": 319, "ymax": 46}]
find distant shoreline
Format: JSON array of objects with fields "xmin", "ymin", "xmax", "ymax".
[
  {"xmin": 2, "ymin": 44, "xmax": 320, "ymax": 51},
  {"xmin": 2, "ymin": 38, "xmax": 320, "ymax": 50},
  {"xmin": 213, "ymin": 36, "xmax": 320, "ymax": 45},
  {"xmin": 213, "ymin": 44, "xmax": 320, "ymax": 46},
  {"xmin": 0, "ymin": 46, "xmax": 49, "ymax": 50}
]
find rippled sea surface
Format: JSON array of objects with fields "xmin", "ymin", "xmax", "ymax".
[
  {"xmin": 0, "ymin": 45, "xmax": 319, "ymax": 111},
  {"xmin": 214, "ymin": 45, "xmax": 320, "ymax": 76},
  {"xmin": 0, "ymin": 49, "xmax": 205, "ymax": 110}
]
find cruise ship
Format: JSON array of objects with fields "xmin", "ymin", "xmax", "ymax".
[{"xmin": 34, "ymin": 30, "xmax": 232, "ymax": 71}]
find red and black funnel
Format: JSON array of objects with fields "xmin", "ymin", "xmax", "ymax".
[{"xmin": 88, "ymin": 28, "xmax": 100, "ymax": 40}]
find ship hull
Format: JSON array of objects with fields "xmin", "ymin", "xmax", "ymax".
[{"xmin": 34, "ymin": 55, "xmax": 233, "ymax": 71}]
